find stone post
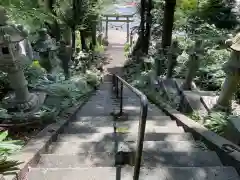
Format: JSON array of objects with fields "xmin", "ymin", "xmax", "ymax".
[
  {"xmin": 182, "ymin": 40, "xmax": 204, "ymax": 90},
  {"xmin": 105, "ymin": 16, "xmax": 108, "ymax": 40},
  {"xmin": 166, "ymin": 40, "xmax": 182, "ymax": 78},
  {"xmin": 155, "ymin": 42, "xmax": 165, "ymax": 76},
  {"xmin": 97, "ymin": 32, "xmax": 103, "ymax": 45},
  {"xmin": 214, "ymin": 33, "xmax": 240, "ymax": 111},
  {"xmin": 130, "ymin": 33, "xmax": 133, "ymax": 46},
  {"xmin": 58, "ymin": 40, "xmax": 71, "ymax": 79},
  {"xmin": 126, "ymin": 17, "xmax": 130, "ymax": 43},
  {"xmin": 100, "ymin": 19, "xmax": 103, "ymax": 32}
]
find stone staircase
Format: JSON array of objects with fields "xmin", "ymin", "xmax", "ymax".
[{"xmin": 27, "ymin": 82, "xmax": 240, "ymax": 179}]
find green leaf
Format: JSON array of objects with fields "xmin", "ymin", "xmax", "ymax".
[{"xmin": 0, "ymin": 131, "xmax": 8, "ymax": 142}]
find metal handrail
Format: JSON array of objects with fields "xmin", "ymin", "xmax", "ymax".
[{"xmin": 112, "ymin": 74, "xmax": 148, "ymax": 180}]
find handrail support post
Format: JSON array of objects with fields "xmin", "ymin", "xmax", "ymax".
[
  {"xmin": 111, "ymin": 74, "xmax": 148, "ymax": 180},
  {"xmin": 120, "ymin": 81, "xmax": 123, "ymax": 115},
  {"xmin": 116, "ymin": 78, "xmax": 119, "ymax": 98}
]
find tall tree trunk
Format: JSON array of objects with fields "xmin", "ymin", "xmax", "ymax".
[
  {"xmin": 63, "ymin": 27, "xmax": 72, "ymax": 45},
  {"xmin": 132, "ymin": 0, "xmax": 146, "ymax": 55},
  {"xmin": 45, "ymin": 0, "xmax": 61, "ymax": 41},
  {"xmin": 139, "ymin": 0, "xmax": 146, "ymax": 52},
  {"xmin": 91, "ymin": 20, "xmax": 97, "ymax": 47},
  {"xmin": 80, "ymin": 30, "xmax": 88, "ymax": 51},
  {"xmin": 144, "ymin": 0, "xmax": 152, "ymax": 54},
  {"xmin": 161, "ymin": 0, "xmax": 176, "ymax": 50},
  {"xmin": 71, "ymin": 0, "xmax": 78, "ymax": 57},
  {"xmin": 71, "ymin": 27, "xmax": 76, "ymax": 53}
]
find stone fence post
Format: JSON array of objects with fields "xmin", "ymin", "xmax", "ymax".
[{"xmin": 182, "ymin": 39, "xmax": 204, "ymax": 90}]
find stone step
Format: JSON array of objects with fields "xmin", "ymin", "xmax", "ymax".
[
  {"xmin": 62, "ymin": 118, "xmax": 184, "ymax": 134},
  {"xmin": 38, "ymin": 151, "xmax": 222, "ymax": 168},
  {"xmin": 70, "ymin": 116, "xmax": 113, "ymax": 122},
  {"xmin": 69, "ymin": 115, "xmax": 174, "ymax": 126},
  {"xmin": 129, "ymin": 151, "xmax": 222, "ymax": 167},
  {"xmin": 118, "ymin": 106, "xmax": 165, "ymax": 116},
  {"xmin": 28, "ymin": 167, "xmax": 239, "ymax": 180},
  {"xmin": 66, "ymin": 116, "xmax": 180, "ymax": 131},
  {"xmin": 115, "ymin": 119, "xmax": 179, "ymax": 130},
  {"xmin": 38, "ymin": 153, "xmax": 116, "ymax": 168},
  {"xmin": 62, "ymin": 125, "xmax": 184, "ymax": 134},
  {"xmin": 56, "ymin": 132, "xmax": 194, "ymax": 142},
  {"xmin": 48, "ymin": 141, "xmax": 207, "ymax": 154},
  {"xmin": 78, "ymin": 105, "xmax": 114, "ymax": 116},
  {"xmin": 62, "ymin": 116, "xmax": 113, "ymax": 134}
]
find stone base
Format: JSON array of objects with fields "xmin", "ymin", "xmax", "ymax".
[
  {"xmin": 110, "ymin": 110, "xmax": 128, "ymax": 121},
  {"xmin": 226, "ymin": 117, "xmax": 240, "ymax": 145},
  {"xmin": 1, "ymin": 91, "xmax": 47, "ymax": 121}
]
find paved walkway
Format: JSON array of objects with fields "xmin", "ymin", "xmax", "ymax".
[{"xmin": 76, "ymin": 30, "xmax": 127, "ymax": 117}]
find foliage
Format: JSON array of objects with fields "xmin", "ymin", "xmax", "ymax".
[
  {"xmin": 0, "ymin": 131, "xmax": 23, "ymax": 173},
  {"xmin": 1, "ymin": 0, "xmax": 52, "ymax": 32},
  {"xmin": 124, "ymin": 43, "xmax": 131, "ymax": 53},
  {"xmin": 85, "ymin": 69, "xmax": 102, "ymax": 87},
  {"xmin": 198, "ymin": 0, "xmax": 239, "ymax": 29},
  {"xmin": 203, "ymin": 112, "xmax": 228, "ymax": 135}
]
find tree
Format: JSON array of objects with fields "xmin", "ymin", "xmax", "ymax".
[
  {"xmin": 199, "ymin": 0, "xmax": 238, "ymax": 29},
  {"xmin": 161, "ymin": 0, "xmax": 177, "ymax": 50},
  {"xmin": 144, "ymin": 0, "xmax": 153, "ymax": 54},
  {"xmin": 41, "ymin": 0, "xmax": 61, "ymax": 41},
  {"xmin": 132, "ymin": 0, "xmax": 147, "ymax": 55}
]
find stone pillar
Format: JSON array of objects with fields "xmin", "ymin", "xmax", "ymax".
[
  {"xmin": 126, "ymin": 17, "xmax": 130, "ymax": 43},
  {"xmin": 58, "ymin": 40, "xmax": 71, "ymax": 79},
  {"xmin": 97, "ymin": 32, "xmax": 103, "ymax": 45},
  {"xmin": 154, "ymin": 42, "xmax": 167, "ymax": 77},
  {"xmin": 214, "ymin": 33, "xmax": 240, "ymax": 111},
  {"xmin": 105, "ymin": 16, "xmax": 108, "ymax": 39},
  {"xmin": 182, "ymin": 40, "xmax": 204, "ymax": 90},
  {"xmin": 130, "ymin": 33, "xmax": 133, "ymax": 46},
  {"xmin": 100, "ymin": 19, "xmax": 103, "ymax": 32},
  {"xmin": 166, "ymin": 40, "xmax": 182, "ymax": 78}
]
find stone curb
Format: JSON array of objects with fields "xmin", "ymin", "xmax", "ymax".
[
  {"xmin": 2, "ymin": 90, "xmax": 95, "ymax": 180},
  {"xmin": 146, "ymin": 94, "xmax": 240, "ymax": 173}
]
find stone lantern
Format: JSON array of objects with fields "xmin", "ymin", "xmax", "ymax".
[
  {"xmin": 214, "ymin": 33, "xmax": 240, "ymax": 111},
  {"xmin": 0, "ymin": 7, "xmax": 45, "ymax": 113},
  {"xmin": 33, "ymin": 28, "xmax": 59, "ymax": 73}
]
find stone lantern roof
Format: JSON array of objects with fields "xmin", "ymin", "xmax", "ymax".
[
  {"xmin": 33, "ymin": 28, "xmax": 58, "ymax": 52},
  {"xmin": 0, "ymin": 7, "xmax": 27, "ymax": 45}
]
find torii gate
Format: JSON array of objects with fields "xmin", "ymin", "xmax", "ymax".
[{"xmin": 101, "ymin": 14, "xmax": 134, "ymax": 43}]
